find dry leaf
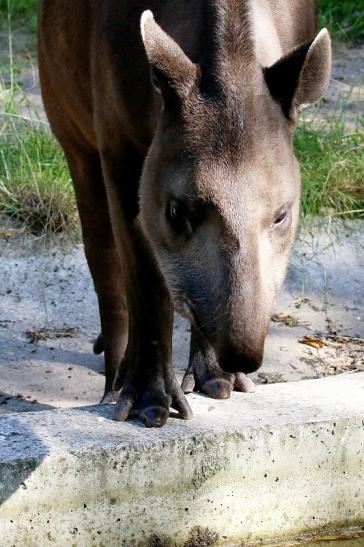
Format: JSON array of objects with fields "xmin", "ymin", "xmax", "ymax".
[
  {"xmin": 299, "ymin": 336, "xmax": 327, "ymax": 349},
  {"xmin": 0, "ymin": 228, "xmax": 23, "ymax": 240},
  {"xmin": 272, "ymin": 312, "xmax": 310, "ymax": 328}
]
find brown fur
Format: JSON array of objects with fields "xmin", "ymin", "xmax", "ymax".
[{"xmin": 38, "ymin": 0, "xmax": 331, "ymax": 427}]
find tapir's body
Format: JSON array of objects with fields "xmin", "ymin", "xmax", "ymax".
[{"xmin": 39, "ymin": 1, "xmax": 331, "ymax": 426}]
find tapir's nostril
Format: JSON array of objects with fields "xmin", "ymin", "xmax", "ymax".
[{"xmin": 218, "ymin": 346, "xmax": 263, "ymax": 374}]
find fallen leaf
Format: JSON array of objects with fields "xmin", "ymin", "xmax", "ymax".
[
  {"xmin": 0, "ymin": 228, "xmax": 24, "ymax": 240},
  {"xmin": 299, "ymin": 336, "xmax": 327, "ymax": 349},
  {"xmin": 272, "ymin": 312, "xmax": 310, "ymax": 328}
]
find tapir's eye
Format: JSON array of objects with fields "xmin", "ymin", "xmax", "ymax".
[
  {"xmin": 166, "ymin": 200, "xmax": 192, "ymax": 235},
  {"xmin": 169, "ymin": 201, "xmax": 182, "ymax": 221},
  {"xmin": 273, "ymin": 210, "xmax": 289, "ymax": 227}
]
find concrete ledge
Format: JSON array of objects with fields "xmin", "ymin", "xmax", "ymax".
[{"xmin": 1, "ymin": 374, "xmax": 364, "ymax": 546}]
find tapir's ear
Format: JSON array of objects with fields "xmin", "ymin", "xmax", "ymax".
[
  {"xmin": 141, "ymin": 10, "xmax": 197, "ymax": 105},
  {"xmin": 264, "ymin": 29, "xmax": 331, "ymax": 118}
]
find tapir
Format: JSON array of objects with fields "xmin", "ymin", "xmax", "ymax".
[{"xmin": 38, "ymin": 0, "xmax": 331, "ymax": 427}]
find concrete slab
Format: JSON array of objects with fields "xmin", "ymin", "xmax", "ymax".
[{"xmin": 1, "ymin": 373, "xmax": 363, "ymax": 546}]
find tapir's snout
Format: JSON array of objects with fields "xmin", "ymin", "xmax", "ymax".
[
  {"xmin": 218, "ymin": 342, "xmax": 264, "ymax": 374},
  {"xmin": 184, "ymin": 246, "xmax": 269, "ymax": 377}
]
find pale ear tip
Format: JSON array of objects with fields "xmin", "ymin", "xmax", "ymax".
[
  {"xmin": 141, "ymin": 10, "xmax": 154, "ymax": 27},
  {"xmin": 317, "ymin": 28, "xmax": 331, "ymax": 43},
  {"xmin": 140, "ymin": 10, "xmax": 154, "ymax": 39}
]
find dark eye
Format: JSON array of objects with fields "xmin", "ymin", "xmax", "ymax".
[
  {"xmin": 273, "ymin": 210, "xmax": 288, "ymax": 227},
  {"xmin": 166, "ymin": 200, "xmax": 191, "ymax": 234},
  {"xmin": 169, "ymin": 201, "xmax": 182, "ymax": 221}
]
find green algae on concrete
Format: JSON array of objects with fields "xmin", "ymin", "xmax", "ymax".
[{"xmin": 0, "ymin": 374, "xmax": 363, "ymax": 546}]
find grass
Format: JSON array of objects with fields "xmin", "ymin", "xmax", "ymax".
[
  {"xmin": 0, "ymin": 0, "xmax": 77, "ymax": 234},
  {"xmin": 0, "ymin": 116, "xmax": 77, "ymax": 234},
  {"xmin": 318, "ymin": 0, "xmax": 364, "ymax": 43},
  {"xmin": 0, "ymin": 0, "xmax": 37, "ymax": 34},
  {"xmin": 0, "ymin": 0, "xmax": 363, "ymax": 234},
  {"xmin": 296, "ymin": 120, "xmax": 364, "ymax": 218}
]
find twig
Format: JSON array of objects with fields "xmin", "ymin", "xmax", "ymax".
[{"xmin": 324, "ymin": 334, "xmax": 364, "ymax": 344}]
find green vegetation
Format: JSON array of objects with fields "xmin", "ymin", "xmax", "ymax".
[
  {"xmin": 0, "ymin": 0, "xmax": 363, "ymax": 234},
  {"xmin": 0, "ymin": 0, "xmax": 76, "ymax": 234},
  {"xmin": 0, "ymin": 0, "xmax": 37, "ymax": 33},
  {"xmin": 0, "ymin": 0, "xmax": 36, "ymax": 80},
  {"xmin": 0, "ymin": 0, "xmax": 35, "ymax": 15},
  {"xmin": 0, "ymin": 117, "xmax": 77, "ymax": 233},
  {"xmin": 318, "ymin": 0, "xmax": 364, "ymax": 43},
  {"xmin": 296, "ymin": 120, "xmax": 364, "ymax": 218}
]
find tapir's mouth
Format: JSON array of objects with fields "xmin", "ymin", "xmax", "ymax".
[
  {"xmin": 175, "ymin": 298, "xmax": 209, "ymax": 337},
  {"xmin": 218, "ymin": 343, "xmax": 264, "ymax": 374},
  {"xmin": 173, "ymin": 298, "xmax": 195, "ymax": 323},
  {"xmin": 182, "ymin": 300, "xmax": 201, "ymax": 327},
  {"xmin": 176, "ymin": 297, "xmax": 264, "ymax": 374}
]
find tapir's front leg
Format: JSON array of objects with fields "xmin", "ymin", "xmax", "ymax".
[
  {"xmin": 182, "ymin": 326, "xmax": 255, "ymax": 399},
  {"xmin": 100, "ymin": 145, "xmax": 192, "ymax": 427}
]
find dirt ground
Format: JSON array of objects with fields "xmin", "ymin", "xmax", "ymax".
[{"xmin": 0, "ymin": 219, "xmax": 363, "ymax": 414}]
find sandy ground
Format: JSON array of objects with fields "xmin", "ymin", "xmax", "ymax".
[{"xmin": 0, "ymin": 219, "xmax": 363, "ymax": 414}]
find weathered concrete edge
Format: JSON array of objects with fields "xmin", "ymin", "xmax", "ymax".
[{"xmin": 1, "ymin": 373, "xmax": 364, "ymax": 546}]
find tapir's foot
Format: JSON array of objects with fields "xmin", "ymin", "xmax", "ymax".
[
  {"xmin": 112, "ymin": 360, "xmax": 127, "ymax": 392},
  {"xmin": 234, "ymin": 373, "xmax": 255, "ymax": 393},
  {"xmin": 113, "ymin": 372, "xmax": 192, "ymax": 427},
  {"xmin": 94, "ymin": 333, "xmax": 127, "ymax": 401},
  {"xmin": 182, "ymin": 359, "xmax": 255, "ymax": 399},
  {"xmin": 100, "ymin": 389, "xmax": 120, "ymax": 404},
  {"xmin": 184, "ymin": 327, "xmax": 256, "ymax": 399}
]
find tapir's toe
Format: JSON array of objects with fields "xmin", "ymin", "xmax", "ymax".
[
  {"xmin": 112, "ymin": 393, "xmax": 134, "ymax": 422},
  {"xmin": 171, "ymin": 391, "xmax": 193, "ymax": 420},
  {"xmin": 181, "ymin": 370, "xmax": 196, "ymax": 394},
  {"xmin": 100, "ymin": 389, "xmax": 120, "ymax": 404},
  {"xmin": 234, "ymin": 373, "xmax": 256, "ymax": 393},
  {"xmin": 201, "ymin": 378, "xmax": 233, "ymax": 399},
  {"xmin": 140, "ymin": 405, "xmax": 170, "ymax": 428}
]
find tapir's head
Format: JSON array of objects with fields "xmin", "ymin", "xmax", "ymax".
[{"xmin": 139, "ymin": 9, "xmax": 331, "ymax": 374}]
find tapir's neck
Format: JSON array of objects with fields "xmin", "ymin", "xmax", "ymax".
[
  {"xmin": 197, "ymin": 0, "xmax": 283, "ymax": 95},
  {"xmin": 250, "ymin": 0, "xmax": 284, "ymax": 66},
  {"xmin": 200, "ymin": 0, "xmax": 255, "ymax": 86}
]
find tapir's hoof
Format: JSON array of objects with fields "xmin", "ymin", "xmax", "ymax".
[
  {"xmin": 112, "ymin": 384, "xmax": 192, "ymax": 427},
  {"xmin": 140, "ymin": 406, "xmax": 170, "ymax": 428},
  {"xmin": 181, "ymin": 372, "xmax": 195, "ymax": 394},
  {"xmin": 182, "ymin": 365, "xmax": 256, "ymax": 399},
  {"xmin": 93, "ymin": 333, "xmax": 104, "ymax": 354},
  {"xmin": 201, "ymin": 378, "xmax": 232, "ymax": 399},
  {"xmin": 234, "ymin": 373, "xmax": 256, "ymax": 393},
  {"xmin": 100, "ymin": 389, "xmax": 120, "ymax": 404},
  {"xmin": 199, "ymin": 374, "xmax": 255, "ymax": 398}
]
